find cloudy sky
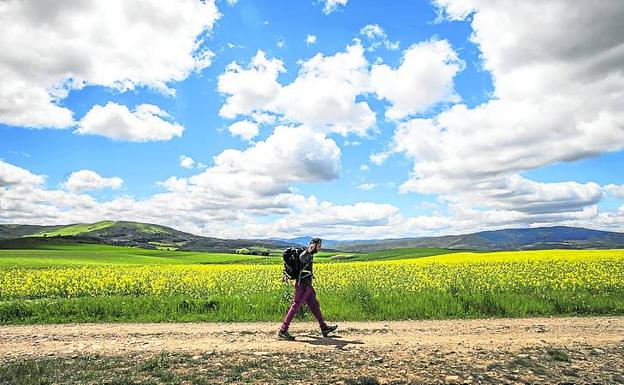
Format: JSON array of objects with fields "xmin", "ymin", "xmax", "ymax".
[{"xmin": 1, "ymin": 0, "xmax": 623, "ymax": 240}]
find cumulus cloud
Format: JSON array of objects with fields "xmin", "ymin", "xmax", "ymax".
[
  {"xmin": 218, "ymin": 43, "xmax": 376, "ymax": 136},
  {"xmin": 62, "ymin": 170, "xmax": 123, "ymax": 193},
  {"xmin": 2, "ymin": 156, "xmax": 624, "ymax": 239},
  {"xmin": 218, "ymin": 51, "xmax": 285, "ymax": 119},
  {"xmin": 306, "ymin": 34, "xmax": 317, "ymax": 44},
  {"xmin": 274, "ymin": 43, "xmax": 375, "ymax": 136},
  {"xmin": 154, "ymin": 124, "xmax": 342, "ymax": 221},
  {"xmin": 382, "ymin": 0, "xmax": 624, "ymax": 222},
  {"xmin": 359, "ymin": 24, "xmax": 399, "ymax": 51},
  {"xmin": 75, "ymin": 103, "xmax": 184, "ymax": 142},
  {"xmin": 0, "ymin": 0, "xmax": 220, "ymax": 129},
  {"xmin": 370, "ymin": 39, "xmax": 464, "ymax": 120},
  {"xmin": 195, "ymin": 124, "xmax": 341, "ymax": 188},
  {"xmin": 605, "ymin": 184, "xmax": 624, "ymax": 199},
  {"xmin": 0, "ymin": 128, "xmax": 351, "ymax": 238},
  {"xmin": 227, "ymin": 120, "xmax": 260, "ymax": 141},
  {"xmin": 269, "ymin": 197, "xmax": 398, "ymax": 230},
  {"xmin": 179, "ymin": 155, "xmax": 195, "ymax": 169},
  {"xmin": 0, "ymin": 160, "xmax": 45, "ymax": 187},
  {"xmin": 321, "ymin": 0, "xmax": 348, "ymax": 14},
  {"xmin": 433, "ymin": 175, "xmax": 604, "ymax": 216}
]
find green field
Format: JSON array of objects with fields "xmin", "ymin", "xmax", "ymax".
[
  {"xmin": 1, "ymin": 244, "xmax": 623, "ymax": 325},
  {"xmin": 0, "ymin": 242, "xmax": 449, "ymax": 268},
  {"xmin": 0, "ymin": 243, "xmax": 279, "ymax": 267},
  {"xmin": 327, "ymin": 247, "xmax": 456, "ymax": 261}
]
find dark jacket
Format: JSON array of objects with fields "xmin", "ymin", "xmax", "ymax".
[{"xmin": 297, "ymin": 248, "xmax": 315, "ymax": 286}]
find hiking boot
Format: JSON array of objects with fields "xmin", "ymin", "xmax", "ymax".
[
  {"xmin": 321, "ymin": 324, "xmax": 338, "ymax": 337},
  {"xmin": 277, "ymin": 330, "xmax": 295, "ymax": 341}
]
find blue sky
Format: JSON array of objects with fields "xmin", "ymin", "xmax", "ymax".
[{"xmin": 1, "ymin": 0, "xmax": 623, "ymax": 239}]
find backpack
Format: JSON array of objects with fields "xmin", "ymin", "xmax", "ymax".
[{"xmin": 282, "ymin": 246, "xmax": 306, "ymax": 280}]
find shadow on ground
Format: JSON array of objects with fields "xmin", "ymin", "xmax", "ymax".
[{"xmin": 296, "ymin": 333, "xmax": 365, "ymax": 349}]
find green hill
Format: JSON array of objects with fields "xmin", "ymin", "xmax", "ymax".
[
  {"xmin": 0, "ymin": 220, "xmax": 293, "ymax": 252},
  {"xmin": 27, "ymin": 220, "xmax": 117, "ymax": 237}
]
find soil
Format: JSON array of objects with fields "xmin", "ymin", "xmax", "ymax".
[{"xmin": 1, "ymin": 316, "xmax": 623, "ymax": 384}]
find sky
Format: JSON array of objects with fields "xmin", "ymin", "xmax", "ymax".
[{"xmin": 1, "ymin": 0, "xmax": 623, "ymax": 240}]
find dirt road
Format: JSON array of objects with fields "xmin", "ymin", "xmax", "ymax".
[{"xmin": 1, "ymin": 316, "xmax": 624, "ymax": 384}]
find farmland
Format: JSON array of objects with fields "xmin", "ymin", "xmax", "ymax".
[{"xmin": 0, "ymin": 244, "xmax": 623, "ymax": 324}]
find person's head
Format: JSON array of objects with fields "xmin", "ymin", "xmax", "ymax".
[{"xmin": 309, "ymin": 238, "xmax": 322, "ymax": 253}]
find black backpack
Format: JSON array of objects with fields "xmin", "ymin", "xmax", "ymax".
[{"xmin": 282, "ymin": 246, "xmax": 306, "ymax": 280}]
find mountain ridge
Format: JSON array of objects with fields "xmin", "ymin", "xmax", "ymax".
[
  {"xmin": 1, "ymin": 221, "xmax": 624, "ymax": 252},
  {"xmin": 0, "ymin": 220, "xmax": 295, "ymax": 252}
]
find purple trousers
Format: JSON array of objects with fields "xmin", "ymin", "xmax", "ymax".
[{"xmin": 280, "ymin": 280, "xmax": 328, "ymax": 332}]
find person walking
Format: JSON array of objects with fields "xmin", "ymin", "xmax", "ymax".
[{"xmin": 278, "ymin": 238, "xmax": 337, "ymax": 341}]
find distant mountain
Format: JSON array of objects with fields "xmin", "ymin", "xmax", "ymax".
[
  {"xmin": 332, "ymin": 226, "xmax": 624, "ymax": 252},
  {"xmin": 0, "ymin": 220, "xmax": 295, "ymax": 252},
  {"xmin": 265, "ymin": 236, "xmax": 341, "ymax": 247},
  {"xmin": 2, "ymin": 222, "xmax": 623, "ymax": 253},
  {"xmin": 0, "ymin": 224, "xmax": 66, "ymax": 239}
]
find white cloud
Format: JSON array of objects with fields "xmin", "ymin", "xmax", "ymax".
[
  {"xmin": 382, "ymin": 0, "xmax": 624, "ymax": 220},
  {"xmin": 156, "ymin": 124, "xmax": 342, "ymax": 212},
  {"xmin": 359, "ymin": 164, "xmax": 369, "ymax": 172},
  {"xmin": 359, "ymin": 24, "xmax": 399, "ymax": 51},
  {"xmin": 3, "ymin": 0, "xmax": 623, "ymax": 240},
  {"xmin": 306, "ymin": 34, "xmax": 317, "ymax": 44},
  {"xmin": 76, "ymin": 102, "xmax": 184, "ymax": 142},
  {"xmin": 276, "ymin": 37, "xmax": 286, "ymax": 49},
  {"xmin": 2, "ymin": 156, "xmax": 624, "ymax": 239},
  {"xmin": 218, "ymin": 43, "xmax": 377, "ymax": 137},
  {"xmin": 62, "ymin": 170, "xmax": 123, "ymax": 193},
  {"xmin": 0, "ymin": 160, "xmax": 45, "ymax": 187},
  {"xmin": 360, "ymin": 24, "xmax": 385, "ymax": 40},
  {"xmin": 269, "ymin": 197, "xmax": 398, "ymax": 232},
  {"xmin": 370, "ymin": 39, "xmax": 463, "ymax": 120},
  {"xmin": 605, "ymin": 184, "xmax": 624, "ymax": 199},
  {"xmin": 228, "ymin": 120, "xmax": 260, "ymax": 141},
  {"xmin": 437, "ymin": 175, "xmax": 604, "ymax": 215},
  {"xmin": 179, "ymin": 155, "xmax": 195, "ymax": 169},
  {"xmin": 321, "ymin": 0, "xmax": 348, "ymax": 14},
  {"xmin": 0, "ymin": 122, "xmax": 345, "ymax": 236},
  {"xmin": 218, "ymin": 51, "xmax": 285, "ymax": 119},
  {"xmin": 0, "ymin": 0, "xmax": 220, "ymax": 129},
  {"xmin": 275, "ymin": 43, "xmax": 375, "ymax": 136},
  {"xmin": 357, "ymin": 183, "xmax": 376, "ymax": 191},
  {"xmin": 250, "ymin": 112, "xmax": 277, "ymax": 125},
  {"xmin": 202, "ymin": 125, "xmax": 341, "ymax": 188},
  {"xmin": 369, "ymin": 151, "xmax": 390, "ymax": 165}
]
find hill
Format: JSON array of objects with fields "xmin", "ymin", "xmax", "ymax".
[
  {"xmin": 3, "ymin": 221, "xmax": 623, "ymax": 252},
  {"xmin": 0, "ymin": 220, "xmax": 294, "ymax": 252},
  {"xmin": 333, "ymin": 226, "xmax": 624, "ymax": 252}
]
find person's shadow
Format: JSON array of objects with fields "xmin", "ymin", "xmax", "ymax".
[{"xmin": 297, "ymin": 333, "xmax": 364, "ymax": 349}]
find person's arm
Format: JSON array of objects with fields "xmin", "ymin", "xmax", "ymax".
[
  {"xmin": 299, "ymin": 249, "xmax": 311, "ymax": 265},
  {"xmin": 299, "ymin": 244, "xmax": 316, "ymax": 264}
]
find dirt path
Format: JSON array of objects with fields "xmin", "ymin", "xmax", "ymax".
[{"xmin": 2, "ymin": 316, "xmax": 624, "ymax": 384}]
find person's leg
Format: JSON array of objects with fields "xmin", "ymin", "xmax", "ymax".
[
  {"xmin": 305, "ymin": 285, "xmax": 328, "ymax": 329},
  {"xmin": 280, "ymin": 281, "xmax": 311, "ymax": 332}
]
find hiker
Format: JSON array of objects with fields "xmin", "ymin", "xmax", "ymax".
[{"xmin": 278, "ymin": 238, "xmax": 338, "ymax": 341}]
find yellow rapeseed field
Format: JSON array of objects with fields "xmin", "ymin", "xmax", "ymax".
[{"xmin": 1, "ymin": 250, "xmax": 623, "ymax": 300}]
